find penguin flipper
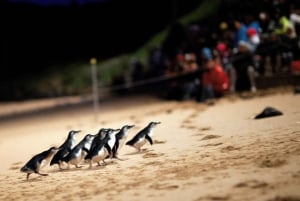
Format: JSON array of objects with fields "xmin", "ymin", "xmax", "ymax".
[
  {"xmin": 125, "ymin": 139, "xmax": 134, "ymax": 146},
  {"xmin": 145, "ymin": 135, "xmax": 153, "ymax": 145},
  {"xmin": 113, "ymin": 140, "xmax": 119, "ymax": 157},
  {"xmin": 82, "ymin": 147, "xmax": 89, "ymax": 154},
  {"xmin": 50, "ymin": 149, "xmax": 67, "ymax": 166}
]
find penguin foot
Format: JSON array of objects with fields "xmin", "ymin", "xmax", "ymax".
[
  {"xmin": 75, "ymin": 165, "xmax": 82, "ymax": 168},
  {"xmin": 26, "ymin": 173, "xmax": 31, "ymax": 180}
]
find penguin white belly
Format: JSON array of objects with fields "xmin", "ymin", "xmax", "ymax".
[
  {"xmin": 40, "ymin": 153, "xmax": 55, "ymax": 169},
  {"xmin": 148, "ymin": 130, "xmax": 154, "ymax": 137},
  {"xmin": 135, "ymin": 138, "xmax": 147, "ymax": 149},
  {"xmin": 92, "ymin": 148, "xmax": 107, "ymax": 163},
  {"xmin": 84, "ymin": 141, "xmax": 93, "ymax": 151},
  {"xmin": 69, "ymin": 151, "xmax": 82, "ymax": 165},
  {"xmin": 108, "ymin": 137, "xmax": 116, "ymax": 149}
]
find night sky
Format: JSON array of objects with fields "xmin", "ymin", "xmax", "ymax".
[{"xmin": 1, "ymin": 0, "xmax": 200, "ymax": 77}]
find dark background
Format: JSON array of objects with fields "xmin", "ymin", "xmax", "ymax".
[{"xmin": 1, "ymin": 0, "xmax": 201, "ymax": 78}]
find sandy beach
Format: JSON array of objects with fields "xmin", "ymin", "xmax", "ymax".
[{"xmin": 0, "ymin": 87, "xmax": 299, "ymax": 201}]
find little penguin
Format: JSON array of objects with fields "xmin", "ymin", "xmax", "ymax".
[
  {"xmin": 112, "ymin": 125, "xmax": 135, "ymax": 159},
  {"xmin": 20, "ymin": 146, "xmax": 59, "ymax": 180},
  {"xmin": 126, "ymin": 121, "xmax": 161, "ymax": 152},
  {"xmin": 62, "ymin": 134, "xmax": 94, "ymax": 169},
  {"xmin": 85, "ymin": 130, "xmax": 112, "ymax": 168},
  {"xmin": 105, "ymin": 128, "xmax": 121, "ymax": 159},
  {"xmin": 50, "ymin": 130, "xmax": 80, "ymax": 170},
  {"xmin": 89, "ymin": 128, "xmax": 108, "ymax": 152},
  {"xmin": 81, "ymin": 133, "xmax": 96, "ymax": 160}
]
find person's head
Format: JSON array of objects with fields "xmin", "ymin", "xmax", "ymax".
[
  {"xmin": 201, "ymin": 47, "xmax": 212, "ymax": 61},
  {"xmin": 233, "ymin": 16, "xmax": 243, "ymax": 30},
  {"xmin": 216, "ymin": 42, "xmax": 227, "ymax": 55},
  {"xmin": 205, "ymin": 58, "xmax": 215, "ymax": 69},
  {"xmin": 273, "ymin": 8, "xmax": 282, "ymax": 20}
]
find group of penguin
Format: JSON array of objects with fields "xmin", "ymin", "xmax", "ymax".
[{"xmin": 20, "ymin": 121, "xmax": 161, "ymax": 180}]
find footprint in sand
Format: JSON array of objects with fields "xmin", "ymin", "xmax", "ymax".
[
  {"xmin": 202, "ymin": 143, "xmax": 223, "ymax": 147},
  {"xmin": 154, "ymin": 139, "xmax": 167, "ymax": 144},
  {"xmin": 165, "ymin": 109, "xmax": 173, "ymax": 114},
  {"xmin": 149, "ymin": 183, "xmax": 179, "ymax": 190},
  {"xmin": 142, "ymin": 161, "xmax": 164, "ymax": 166},
  {"xmin": 195, "ymin": 195, "xmax": 230, "ymax": 201},
  {"xmin": 258, "ymin": 158, "xmax": 287, "ymax": 168},
  {"xmin": 266, "ymin": 196, "xmax": 300, "ymax": 201},
  {"xmin": 181, "ymin": 124, "xmax": 197, "ymax": 130},
  {"xmin": 199, "ymin": 126, "xmax": 212, "ymax": 131},
  {"xmin": 142, "ymin": 152, "xmax": 164, "ymax": 159},
  {"xmin": 234, "ymin": 180, "xmax": 268, "ymax": 188},
  {"xmin": 200, "ymin": 135, "xmax": 221, "ymax": 141},
  {"xmin": 221, "ymin": 146, "xmax": 241, "ymax": 152}
]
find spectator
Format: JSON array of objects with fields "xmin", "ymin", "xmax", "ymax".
[
  {"xmin": 198, "ymin": 48, "xmax": 229, "ymax": 102},
  {"xmin": 233, "ymin": 17, "xmax": 248, "ymax": 48},
  {"xmin": 231, "ymin": 41, "xmax": 257, "ymax": 93}
]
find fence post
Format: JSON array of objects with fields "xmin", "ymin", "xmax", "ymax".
[{"xmin": 90, "ymin": 57, "xmax": 99, "ymax": 122}]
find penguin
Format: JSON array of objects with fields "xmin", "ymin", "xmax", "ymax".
[
  {"xmin": 112, "ymin": 125, "xmax": 135, "ymax": 159},
  {"xmin": 50, "ymin": 130, "xmax": 81, "ymax": 170},
  {"xmin": 85, "ymin": 130, "xmax": 113, "ymax": 168},
  {"xmin": 62, "ymin": 134, "xmax": 94, "ymax": 169},
  {"xmin": 105, "ymin": 128, "xmax": 120, "ymax": 159},
  {"xmin": 89, "ymin": 128, "xmax": 108, "ymax": 152},
  {"xmin": 81, "ymin": 133, "xmax": 96, "ymax": 161},
  {"xmin": 20, "ymin": 146, "xmax": 59, "ymax": 180},
  {"xmin": 126, "ymin": 122, "xmax": 161, "ymax": 152}
]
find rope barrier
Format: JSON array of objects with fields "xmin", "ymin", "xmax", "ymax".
[{"xmin": 98, "ymin": 70, "xmax": 201, "ymax": 93}]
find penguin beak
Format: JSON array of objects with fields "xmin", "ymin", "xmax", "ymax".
[
  {"xmin": 155, "ymin": 122, "xmax": 161, "ymax": 124},
  {"xmin": 129, "ymin": 125, "xmax": 135, "ymax": 128},
  {"xmin": 75, "ymin": 130, "xmax": 81, "ymax": 134}
]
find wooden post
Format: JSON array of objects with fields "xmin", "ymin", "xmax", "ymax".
[{"xmin": 90, "ymin": 57, "xmax": 99, "ymax": 122}]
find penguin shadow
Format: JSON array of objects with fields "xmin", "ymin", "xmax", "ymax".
[
  {"xmin": 153, "ymin": 139, "xmax": 167, "ymax": 144},
  {"xmin": 9, "ymin": 162, "xmax": 23, "ymax": 171},
  {"xmin": 87, "ymin": 164, "xmax": 108, "ymax": 171},
  {"xmin": 125, "ymin": 148, "xmax": 154, "ymax": 155},
  {"xmin": 48, "ymin": 165, "xmax": 91, "ymax": 173},
  {"xmin": 19, "ymin": 175, "xmax": 45, "ymax": 183}
]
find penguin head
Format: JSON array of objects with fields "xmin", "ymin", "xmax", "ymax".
[
  {"xmin": 106, "ymin": 128, "xmax": 117, "ymax": 136},
  {"xmin": 84, "ymin": 134, "xmax": 94, "ymax": 142},
  {"xmin": 98, "ymin": 128, "xmax": 108, "ymax": 139},
  {"xmin": 123, "ymin": 125, "xmax": 135, "ymax": 131},
  {"xmin": 149, "ymin": 121, "xmax": 161, "ymax": 128},
  {"xmin": 69, "ymin": 130, "xmax": 81, "ymax": 138},
  {"xmin": 49, "ymin": 146, "xmax": 60, "ymax": 153}
]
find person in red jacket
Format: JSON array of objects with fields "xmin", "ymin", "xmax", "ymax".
[{"xmin": 200, "ymin": 48, "xmax": 229, "ymax": 102}]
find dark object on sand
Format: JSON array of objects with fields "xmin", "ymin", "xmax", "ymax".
[
  {"xmin": 254, "ymin": 107, "xmax": 283, "ymax": 119},
  {"xmin": 295, "ymin": 85, "xmax": 300, "ymax": 94}
]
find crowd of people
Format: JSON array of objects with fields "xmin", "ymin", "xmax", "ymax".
[{"xmin": 122, "ymin": 0, "xmax": 300, "ymax": 102}]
